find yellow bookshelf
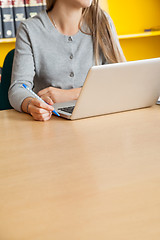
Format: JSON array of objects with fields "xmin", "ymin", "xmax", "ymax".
[
  {"xmin": 0, "ymin": 0, "xmax": 160, "ymax": 66},
  {"xmin": 100, "ymin": 0, "xmax": 160, "ymax": 61},
  {"xmin": 0, "ymin": 38, "xmax": 16, "ymax": 67}
]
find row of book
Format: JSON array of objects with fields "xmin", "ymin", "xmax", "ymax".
[{"xmin": 0, "ymin": 0, "xmax": 46, "ymax": 38}]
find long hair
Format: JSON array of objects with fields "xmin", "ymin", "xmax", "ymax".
[{"xmin": 46, "ymin": 0, "xmax": 126, "ymax": 64}]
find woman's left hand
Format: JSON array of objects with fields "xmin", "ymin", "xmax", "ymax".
[{"xmin": 38, "ymin": 87, "xmax": 81, "ymax": 103}]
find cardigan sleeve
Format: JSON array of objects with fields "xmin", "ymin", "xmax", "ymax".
[{"xmin": 8, "ymin": 22, "xmax": 36, "ymax": 112}]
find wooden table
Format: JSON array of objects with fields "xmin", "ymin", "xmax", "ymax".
[{"xmin": 0, "ymin": 106, "xmax": 160, "ymax": 240}]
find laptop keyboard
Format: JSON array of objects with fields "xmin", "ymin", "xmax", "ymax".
[{"xmin": 58, "ymin": 106, "xmax": 75, "ymax": 114}]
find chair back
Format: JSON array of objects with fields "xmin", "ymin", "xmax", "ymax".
[{"xmin": 0, "ymin": 49, "xmax": 15, "ymax": 110}]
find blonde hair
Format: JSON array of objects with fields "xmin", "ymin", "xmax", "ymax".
[{"xmin": 46, "ymin": 0, "xmax": 126, "ymax": 64}]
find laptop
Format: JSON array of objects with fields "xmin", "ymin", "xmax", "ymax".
[{"xmin": 54, "ymin": 58, "xmax": 160, "ymax": 120}]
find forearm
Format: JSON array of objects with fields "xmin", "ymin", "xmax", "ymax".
[
  {"xmin": 8, "ymin": 85, "xmax": 34, "ymax": 112},
  {"xmin": 38, "ymin": 87, "xmax": 82, "ymax": 103}
]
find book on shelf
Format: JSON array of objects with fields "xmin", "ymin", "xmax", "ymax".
[
  {"xmin": 0, "ymin": 0, "xmax": 15, "ymax": 38},
  {"xmin": 42, "ymin": 0, "xmax": 46, "ymax": 10},
  {"xmin": 25, "ymin": 0, "xmax": 43, "ymax": 18},
  {"xmin": 0, "ymin": 0, "xmax": 46, "ymax": 39},
  {"xmin": 12, "ymin": 0, "xmax": 26, "ymax": 34},
  {"xmin": 0, "ymin": 6, "xmax": 3, "ymax": 38}
]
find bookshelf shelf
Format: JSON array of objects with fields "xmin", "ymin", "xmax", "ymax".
[
  {"xmin": 118, "ymin": 31, "xmax": 160, "ymax": 40},
  {"xmin": 0, "ymin": 38, "xmax": 16, "ymax": 43}
]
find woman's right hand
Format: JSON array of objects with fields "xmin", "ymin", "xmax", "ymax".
[{"xmin": 21, "ymin": 97, "xmax": 54, "ymax": 121}]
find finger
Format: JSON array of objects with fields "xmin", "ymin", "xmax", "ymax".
[
  {"xmin": 32, "ymin": 112, "xmax": 52, "ymax": 121},
  {"xmin": 29, "ymin": 105, "xmax": 51, "ymax": 114},
  {"xmin": 41, "ymin": 95, "xmax": 54, "ymax": 105},
  {"xmin": 31, "ymin": 98, "xmax": 54, "ymax": 112},
  {"xmin": 38, "ymin": 87, "xmax": 51, "ymax": 97}
]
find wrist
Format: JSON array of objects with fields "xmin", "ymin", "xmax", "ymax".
[
  {"xmin": 70, "ymin": 88, "xmax": 81, "ymax": 100},
  {"xmin": 21, "ymin": 97, "xmax": 34, "ymax": 113}
]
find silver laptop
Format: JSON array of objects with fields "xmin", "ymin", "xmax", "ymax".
[{"xmin": 54, "ymin": 58, "xmax": 160, "ymax": 120}]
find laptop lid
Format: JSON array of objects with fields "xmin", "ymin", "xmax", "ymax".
[
  {"xmin": 68, "ymin": 58, "xmax": 160, "ymax": 120},
  {"xmin": 54, "ymin": 58, "xmax": 160, "ymax": 120}
]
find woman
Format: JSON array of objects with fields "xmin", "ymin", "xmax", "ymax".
[{"xmin": 9, "ymin": 0, "xmax": 126, "ymax": 121}]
